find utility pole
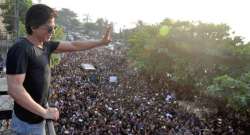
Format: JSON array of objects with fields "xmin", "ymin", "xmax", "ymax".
[
  {"xmin": 83, "ymin": 14, "xmax": 90, "ymax": 23},
  {"xmin": 14, "ymin": 0, "xmax": 19, "ymax": 40}
]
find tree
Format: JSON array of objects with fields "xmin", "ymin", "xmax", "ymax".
[
  {"xmin": 56, "ymin": 8, "xmax": 81, "ymax": 32},
  {"xmin": 0, "ymin": 0, "xmax": 32, "ymax": 33},
  {"xmin": 95, "ymin": 18, "xmax": 106, "ymax": 33},
  {"xmin": 82, "ymin": 14, "xmax": 91, "ymax": 23},
  {"xmin": 50, "ymin": 26, "xmax": 65, "ymax": 68},
  {"xmin": 83, "ymin": 22, "xmax": 98, "ymax": 35},
  {"xmin": 127, "ymin": 19, "xmax": 250, "ymax": 110}
]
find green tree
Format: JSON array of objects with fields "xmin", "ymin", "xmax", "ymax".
[
  {"xmin": 127, "ymin": 18, "xmax": 250, "ymax": 110},
  {"xmin": 95, "ymin": 18, "xmax": 108, "ymax": 35},
  {"xmin": 50, "ymin": 26, "xmax": 64, "ymax": 68},
  {"xmin": 0, "ymin": 0, "xmax": 32, "ymax": 33},
  {"xmin": 208, "ymin": 74, "xmax": 250, "ymax": 110},
  {"xmin": 56, "ymin": 8, "xmax": 81, "ymax": 32},
  {"xmin": 82, "ymin": 22, "xmax": 98, "ymax": 36}
]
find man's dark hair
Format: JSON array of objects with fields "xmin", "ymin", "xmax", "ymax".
[{"xmin": 25, "ymin": 4, "xmax": 57, "ymax": 35}]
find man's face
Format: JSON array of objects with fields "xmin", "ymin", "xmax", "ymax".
[{"xmin": 32, "ymin": 18, "xmax": 56, "ymax": 42}]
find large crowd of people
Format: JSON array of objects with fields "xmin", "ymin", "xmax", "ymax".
[
  {"xmin": 0, "ymin": 42, "xmax": 249, "ymax": 134},
  {"xmin": 0, "ymin": 55, "xmax": 5, "ymax": 78},
  {"xmin": 49, "ymin": 43, "xmax": 249, "ymax": 135}
]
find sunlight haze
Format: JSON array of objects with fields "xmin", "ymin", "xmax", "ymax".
[{"xmin": 34, "ymin": 0, "xmax": 250, "ymax": 42}]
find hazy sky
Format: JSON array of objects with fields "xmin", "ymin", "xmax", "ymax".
[{"xmin": 34, "ymin": 0, "xmax": 250, "ymax": 42}]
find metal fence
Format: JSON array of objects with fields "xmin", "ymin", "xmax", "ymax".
[
  {"xmin": 0, "ymin": 0, "xmax": 17, "ymax": 58},
  {"xmin": 0, "ymin": 32, "xmax": 14, "ymax": 59}
]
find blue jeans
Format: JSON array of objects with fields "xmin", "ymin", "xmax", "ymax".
[{"xmin": 11, "ymin": 112, "xmax": 46, "ymax": 135}]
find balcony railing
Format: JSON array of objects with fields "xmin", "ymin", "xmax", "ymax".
[{"xmin": 0, "ymin": 77, "xmax": 56, "ymax": 135}]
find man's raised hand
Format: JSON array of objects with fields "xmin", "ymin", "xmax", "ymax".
[{"xmin": 100, "ymin": 25, "xmax": 112, "ymax": 46}]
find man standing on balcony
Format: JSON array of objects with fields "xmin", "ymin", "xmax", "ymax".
[{"xmin": 6, "ymin": 4, "xmax": 112, "ymax": 135}]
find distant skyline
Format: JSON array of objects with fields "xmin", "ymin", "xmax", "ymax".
[{"xmin": 34, "ymin": 0, "xmax": 250, "ymax": 42}]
